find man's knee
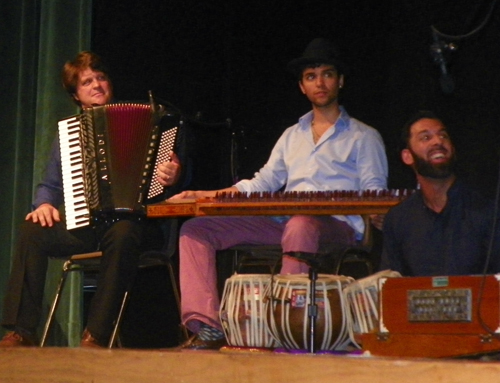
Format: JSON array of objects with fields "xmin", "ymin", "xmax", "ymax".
[
  {"xmin": 285, "ymin": 216, "xmax": 319, "ymax": 235},
  {"xmin": 102, "ymin": 220, "xmax": 143, "ymax": 248},
  {"xmin": 180, "ymin": 218, "xmax": 210, "ymax": 239},
  {"xmin": 107, "ymin": 220, "xmax": 141, "ymax": 235},
  {"xmin": 17, "ymin": 220, "xmax": 56, "ymax": 242}
]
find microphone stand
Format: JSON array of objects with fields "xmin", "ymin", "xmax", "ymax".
[
  {"xmin": 285, "ymin": 251, "xmax": 323, "ymax": 354},
  {"xmin": 307, "ymin": 265, "xmax": 318, "ymax": 353}
]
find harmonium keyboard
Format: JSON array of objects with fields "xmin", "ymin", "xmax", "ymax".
[
  {"xmin": 146, "ymin": 189, "xmax": 413, "ymax": 218},
  {"xmin": 360, "ymin": 274, "xmax": 500, "ymax": 358}
]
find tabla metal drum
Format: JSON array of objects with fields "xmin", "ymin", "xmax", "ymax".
[
  {"xmin": 219, "ymin": 274, "xmax": 280, "ymax": 349},
  {"xmin": 343, "ymin": 269, "xmax": 402, "ymax": 346},
  {"xmin": 265, "ymin": 274, "xmax": 354, "ymax": 351}
]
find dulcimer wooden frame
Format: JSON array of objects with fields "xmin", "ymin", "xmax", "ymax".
[{"xmin": 146, "ymin": 190, "xmax": 412, "ymax": 218}]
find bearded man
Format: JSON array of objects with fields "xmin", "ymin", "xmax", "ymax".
[{"xmin": 380, "ymin": 110, "xmax": 500, "ymax": 276}]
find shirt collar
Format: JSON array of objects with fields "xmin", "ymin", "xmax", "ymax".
[
  {"xmin": 298, "ymin": 106, "xmax": 350, "ymax": 132},
  {"xmin": 416, "ymin": 178, "xmax": 461, "ymax": 213}
]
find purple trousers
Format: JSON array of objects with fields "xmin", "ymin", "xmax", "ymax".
[{"xmin": 179, "ymin": 215, "xmax": 355, "ymax": 333}]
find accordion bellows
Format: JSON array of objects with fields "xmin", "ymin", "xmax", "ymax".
[{"xmin": 59, "ymin": 102, "xmax": 178, "ymax": 230}]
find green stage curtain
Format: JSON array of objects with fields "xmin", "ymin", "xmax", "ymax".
[{"xmin": 0, "ymin": 0, "xmax": 92, "ymax": 346}]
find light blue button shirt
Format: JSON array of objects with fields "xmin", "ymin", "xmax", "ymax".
[{"xmin": 234, "ymin": 107, "xmax": 388, "ymax": 238}]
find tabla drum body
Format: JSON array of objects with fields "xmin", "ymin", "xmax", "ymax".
[
  {"xmin": 219, "ymin": 274, "xmax": 279, "ymax": 349},
  {"xmin": 343, "ymin": 269, "xmax": 402, "ymax": 345},
  {"xmin": 265, "ymin": 274, "xmax": 354, "ymax": 351}
]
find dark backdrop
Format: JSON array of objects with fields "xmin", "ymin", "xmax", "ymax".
[{"xmin": 91, "ymin": 0, "xmax": 500, "ymax": 194}]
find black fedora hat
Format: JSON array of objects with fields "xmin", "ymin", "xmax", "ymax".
[{"xmin": 287, "ymin": 38, "xmax": 347, "ymax": 77}]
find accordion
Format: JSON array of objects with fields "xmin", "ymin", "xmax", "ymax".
[{"xmin": 58, "ymin": 102, "xmax": 178, "ymax": 230}]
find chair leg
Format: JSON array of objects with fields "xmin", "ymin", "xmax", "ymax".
[
  {"xmin": 233, "ymin": 249, "xmax": 242, "ymax": 274},
  {"xmin": 108, "ymin": 291, "xmax": 130, "ymax": 348},
  {"xmin": 40, "ymin": 266, "xmax": 71, "ymax": 347},
  {"xmin": 269, "ymin": 256, "xmax": 282, "ymax": 274},
  {"xmin": 166, "ymin": 262, "xmax": 189, "ymax": 341}
]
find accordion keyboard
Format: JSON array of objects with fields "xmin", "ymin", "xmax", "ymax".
[{"xmin": 58, "ymin": 115, "xmax": 90, "ymax": 230}]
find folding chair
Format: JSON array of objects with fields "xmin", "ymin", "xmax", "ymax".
[{"xmin": 40, "ymin": 219, "xmax": 187, "ymax": 348}]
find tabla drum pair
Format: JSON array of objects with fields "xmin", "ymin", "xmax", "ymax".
[{"xmin": 220, "ymin": 273, "xmax": 354, "ymax": 351}]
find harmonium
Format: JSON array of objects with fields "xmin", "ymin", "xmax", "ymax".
[
  {"xmin": 146, "ymin": 189, "xmax": 413, "ymax": 218},
  {"xmin": 352, "ymin": 274, "xmax": 500, "ymax": 358}
]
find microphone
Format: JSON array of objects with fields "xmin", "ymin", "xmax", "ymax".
[{"xmin": 430, "ymin": 29, "xmax": 457, "ymax": 94}]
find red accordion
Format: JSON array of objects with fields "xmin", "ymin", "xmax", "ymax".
[{"xmin": 58, "ymin": 102, "xmax": 178, "ymax": 230}]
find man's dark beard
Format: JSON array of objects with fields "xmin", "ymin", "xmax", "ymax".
[{"xmin": 410, "ymin": 149, "xmax": 456, "ymax": 179}]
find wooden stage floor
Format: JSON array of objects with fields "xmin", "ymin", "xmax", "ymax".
[{"xmin": 2, "ymin": 347, "xmax": 500, "ymax": 383}]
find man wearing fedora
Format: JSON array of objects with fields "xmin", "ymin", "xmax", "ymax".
[{"xmin": 171, "ymin": 38, "xmax": 388, "ymax": 350}]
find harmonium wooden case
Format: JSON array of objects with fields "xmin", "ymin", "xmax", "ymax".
[{"xmin": 361, "ymin": 274, "xmax": 500, "ymax": 358}]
